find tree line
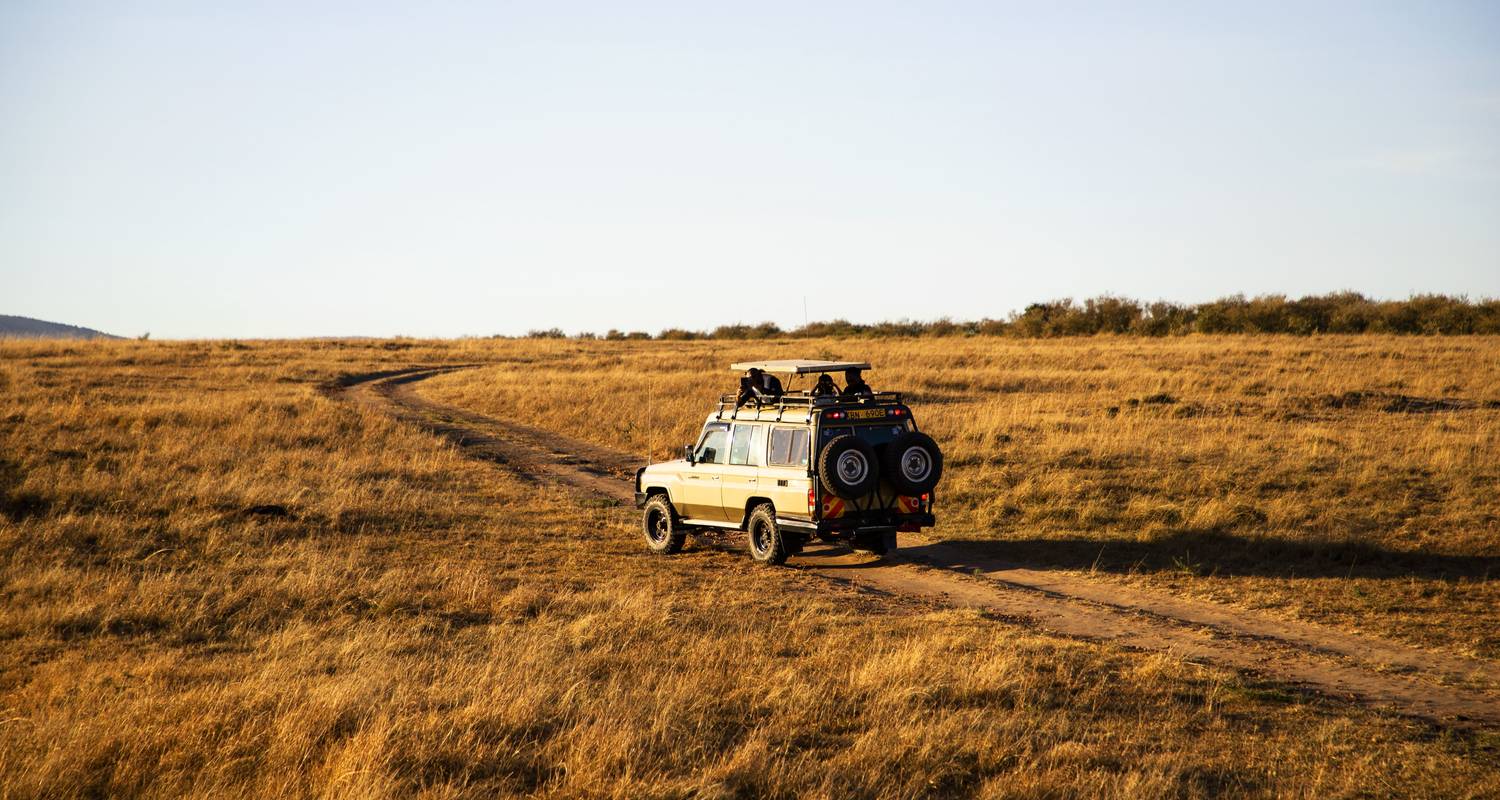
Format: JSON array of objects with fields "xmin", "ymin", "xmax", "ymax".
[{"xmin": 526, "ymin": 293, "xmax": 1500, "ymax": 340}]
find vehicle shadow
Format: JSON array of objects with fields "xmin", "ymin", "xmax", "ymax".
[{"xmin": 891, "ymin": 530, "xmax": 1500, "ymax": 582}]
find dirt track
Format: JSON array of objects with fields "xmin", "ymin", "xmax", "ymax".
[{"xmin": 337, "ymin": 366, "xmax": 1500, "ymax": 727}]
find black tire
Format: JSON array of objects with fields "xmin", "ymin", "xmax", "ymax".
[
  {"xmin": 746, "ymin": 503, "xmax": 789, "ymax": 566},
  {"xmin": 881, "ymin": 431, "xmax": 943, "ymax": 496},
  {"xmin": 817, "ymin": 435, "xmax": 880, "ymax": 499},
  {"xmin": 642, "ymin": 494, "xmax": 686, "ymax": 555}
]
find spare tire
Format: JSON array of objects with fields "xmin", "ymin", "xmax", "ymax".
[
  {"xmin": 882, "ymin": 431, "xmax": 943, "ymax": 495},
  {"xmin": 818, "ymin": 435, "xmax": 880, "ymax": 499}
]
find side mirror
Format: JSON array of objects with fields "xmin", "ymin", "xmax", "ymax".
[{"xmin": 683, "ymin": 445, "xmax": 696, "ymax": 464}]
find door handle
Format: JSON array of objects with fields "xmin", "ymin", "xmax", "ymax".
[{"xmin": 747, "ymin": 478, "xmax": 757, "ymax": 483}]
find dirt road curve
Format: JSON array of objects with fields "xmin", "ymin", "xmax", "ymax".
[{"xmin": 336, "ymin": 366, "xmax": 1500, "ymax": 727}]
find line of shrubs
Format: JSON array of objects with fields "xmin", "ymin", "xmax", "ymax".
[{"xmin": 526, "ymin": 293, "xmax": 1500, "ymax": 340}]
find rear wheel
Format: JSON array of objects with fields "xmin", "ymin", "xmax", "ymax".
[
  {"xmin": 746, "ymin": 503, "xmax": 789, "ymax": 566},
  {"xmin": 642, "ymin": 494, "xmax": 686, "ymax": 554}
]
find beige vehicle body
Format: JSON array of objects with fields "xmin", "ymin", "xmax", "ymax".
[{"xmin": 634, "ymin": 361, "xmax": 938, "ymax": 559}]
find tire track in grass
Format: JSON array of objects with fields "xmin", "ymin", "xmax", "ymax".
[{"xmin": 335, "ymin": 366, "xmax": 1500, "ymax": 727}]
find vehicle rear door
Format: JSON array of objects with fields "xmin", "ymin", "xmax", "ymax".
[
  {"xmin": 718, "ymin": 423, "xmax": 764, "ymax": 524},
  {"xmin": 761, "ymin": 425, "xmax": 812, "ymax": 520}
]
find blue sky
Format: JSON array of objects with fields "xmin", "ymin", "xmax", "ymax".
[{"xmin": 3, "ymin": 1, "xmax": 1498, "ymax": 338}]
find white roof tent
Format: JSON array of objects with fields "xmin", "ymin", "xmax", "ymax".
[{"xmin": 729, "ymin": 360, "xmax": 871, "ymax": 375}]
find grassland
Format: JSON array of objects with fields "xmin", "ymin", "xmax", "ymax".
[
  {"xmin": 2, "ymin": 337, "xmax": 1498, "ymax": 798},
  {"xmin": 423, "ymin": 336, "xmax": 1500, "ymax": 660}
]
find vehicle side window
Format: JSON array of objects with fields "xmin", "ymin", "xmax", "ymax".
[
  {"xmin": 768, "ymin": 428, "xmax": 793, "ymax": 465},
  {"xmin": 697, "ymin": 424, "xmax": 730, "ymax": 464},
  {"xmin": 790, "ymin": 429, "xmax": 810, "ymax": 467},
  {"xmin": 729, "ymin": 424, "xmax": 757, "ymax": 465}
]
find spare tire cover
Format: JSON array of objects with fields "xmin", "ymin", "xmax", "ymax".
[
  {"xmin": 817, "ymin": 435, "xmax": 880, "ymax": 499},
  {"xmin": 882, "ymin": 431, "xmax": 943, "ymax": 495}
]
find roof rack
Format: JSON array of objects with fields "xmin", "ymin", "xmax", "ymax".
[
  {"xmin": 713, "ymin": 390, "xmax": 904, "ymax": 421},
  {"xmin": 729, "ymin": 359, "xmax": 871, "ymax": 375}
]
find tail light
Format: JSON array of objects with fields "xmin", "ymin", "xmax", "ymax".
[
  {"xmin": 921, "ymin": 492, "xmax": 931, "ymax": 510},
  {"xmin": 808, "ymin": 487, "xmax": 818, "ymax": 517}
]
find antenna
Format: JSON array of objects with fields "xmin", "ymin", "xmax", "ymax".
[
  {"xmin": 803, "ymin": 296, "xmax": 808, "ymax": 328},
  {"xmin": 646, "ymin": 377, "xmax": 654, "ymax": 465}
]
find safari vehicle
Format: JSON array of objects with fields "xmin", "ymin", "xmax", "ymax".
[{"xmin": 634, "ymin": 360, "xmax": 943, "ymax": 565}]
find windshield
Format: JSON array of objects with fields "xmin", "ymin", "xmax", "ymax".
[{"xmin": 818, "ymin": 422, "xmax": 910, "ymax": 448}]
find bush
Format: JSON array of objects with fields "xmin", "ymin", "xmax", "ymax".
[
  {"xmin": 710, "ymin": 322, "xmax": 783, "ymax": 340},
  {"xmin": 657, "ymin": 328, "xmax": 702, "ymax": 341},
  {"xmin": 520, "ymin": 293, "xmax": 1499, "ymax": 339}
]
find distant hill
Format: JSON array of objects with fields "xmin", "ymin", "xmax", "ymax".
[{"xmin": 0, "ymin": 315, "xmax": 122, "ymax": 340}]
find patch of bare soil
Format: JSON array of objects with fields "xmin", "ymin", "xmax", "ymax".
[{"xmin": 336, "ymin": 367, "xmax": 1500, "ymax": 727}]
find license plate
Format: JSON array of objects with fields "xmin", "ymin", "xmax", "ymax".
[{"xmin": 848, "ymin": 409, "xmax": 885, "ymax": 419}]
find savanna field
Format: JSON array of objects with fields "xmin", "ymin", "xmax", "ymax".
[
  {"xmin": 2, "ymin": 336, "xmax": 1498, "ymax": 797},
  {"xmin": 425, "ymin": 336, "xmax": 1500, "ymax": 657}
]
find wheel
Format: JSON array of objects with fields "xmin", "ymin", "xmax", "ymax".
[
  {"xmin": 817, "ymin": 435, "xmax": 880, "ymax": 499},
  {"xmin": 642, "ymin": 494, "xmax": 686, "ymax": 554},
  {"xmin": 746, "ymin": 503, "xmax": 789, "ymax": 566},
  {"xmin": 882, "ymin": 432, "xmax": 943, "ymax": 496},
  {"xmin": 851, "ymin": 529, "xmax": 898, "ymax": 556}
]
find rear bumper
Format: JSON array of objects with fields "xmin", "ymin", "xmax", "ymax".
[
  {"xmin": 637, "ymin": 488, "xmax": 934, "ymax": 534},
  {"xmin": 780, "ymin": 513, "xmax": 935, "ymax": 535}
]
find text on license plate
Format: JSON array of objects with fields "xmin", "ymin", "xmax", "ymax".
[{"xmin": 848, "ymin": 409, "xmax": 886, "ymax": 419}]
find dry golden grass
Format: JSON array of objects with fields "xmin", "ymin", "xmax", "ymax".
[
  {"xmin": 2, "ymin": 337, "xmax": 1497, "ymax": 798},
  {"xmin": 422, "ymin": 336, "xmax": 1500, "ymax": 659}
]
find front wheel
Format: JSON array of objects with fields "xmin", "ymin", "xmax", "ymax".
[
  {"xmin": 746, "ymin": 503, "xmax": 789, "ymax": 566},
  {"xmin": 642, "ymin": 495, "xmax": 686, "ymax": 554}
]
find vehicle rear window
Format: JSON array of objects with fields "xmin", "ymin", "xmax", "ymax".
[
  {"xmin": 768, "ymin": 427, "xmax": 810, "ymax": 468},
  {"xmin": 768, "ymin": 428, "xmax": 791, "ymax": 465},
  {"xmin": 819, "ymin": 423, "xmax": 907, "ymax": 448}
]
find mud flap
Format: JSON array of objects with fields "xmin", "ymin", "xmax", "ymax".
[{"xmin": 851, "ymin": 527, "xmax": 898, "ymax": 556}]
